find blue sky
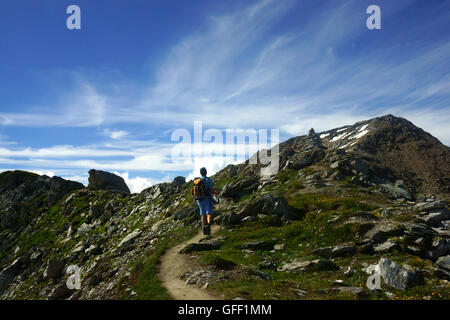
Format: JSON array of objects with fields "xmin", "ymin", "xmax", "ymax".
[{"xmin": 0, "ymin": 0, "xmax": 449, "ymax": 192}]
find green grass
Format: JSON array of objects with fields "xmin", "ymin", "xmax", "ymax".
[{"xmin": 125, "ymin": 225, "xmax": 198, "ymax": 300}]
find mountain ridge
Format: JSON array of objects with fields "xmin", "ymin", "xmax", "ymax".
[{"xmin": 0, "ymin": 114, "xmax": 449, "ymax": 300}]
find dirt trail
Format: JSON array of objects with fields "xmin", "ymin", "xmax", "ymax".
[{"xmin": 158, "ymin": 224, "xmax": 223, "ymax": 300}]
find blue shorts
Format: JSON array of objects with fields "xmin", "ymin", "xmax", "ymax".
[{"xmin": 197, "ymin": 198, "xmax": 214, "ymax": 216}]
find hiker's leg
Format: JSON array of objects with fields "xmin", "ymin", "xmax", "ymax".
[
  {"xmin": 201, "ymin": 215, "xmax": 207, "ymax": 228},
  {"xmin": 205, "ymin": 198, "xmax": 213, "ymax": 225},
  {"xmin": 198, "ymin": 200, "xmax": 206, "ymax": 229}
]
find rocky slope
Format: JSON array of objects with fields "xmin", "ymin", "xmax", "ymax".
[{"xmin": 0, "ymin": 114, "xmax": 449, "ymax": 300}]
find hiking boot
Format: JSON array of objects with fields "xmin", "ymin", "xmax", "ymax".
[
  {"xmin": 203, "ymin": 226, "xmax": 208, "ymax": 236},
  {"xmin": 205, "ymin": 224, "xmax": 211, "ymax": 236}
]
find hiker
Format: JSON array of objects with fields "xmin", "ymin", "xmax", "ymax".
[{"xmin": 191, "ymin": 167, "xmax": 218, "ymax": 235}]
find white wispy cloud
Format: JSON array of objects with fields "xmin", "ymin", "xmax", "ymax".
[{"xmin": 0, "ymin": 0, "xmax": 449, "ymax": 183}]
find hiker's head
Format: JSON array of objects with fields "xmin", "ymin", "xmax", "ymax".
[{"xmin": 200, "ymin": 167, "xmax": 207, "ymax": 177}]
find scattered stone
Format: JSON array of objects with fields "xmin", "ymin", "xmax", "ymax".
[
  {"xmin": 373, "ymin": 241, "xmax": 400, "ymax": 254},
  {"xmin": 236, "ymin": 240, "xmax": 276, "ymax": 251},
  {"xmin": 85, "ymin": 245, "xmax": 102, "ymax": 256},
  {"xmin": 420, "ymin": 210, "xmax": 450, "ymax": 227},
  {"xmin": 48, "ymin": 283, "xmax": 73, "ymax": 300},
  {"xmin": 89, "ymin": 205, "xmax": 104, "ymax": 219},
  {"xmin": 77, "ymin": 223, "xmax": 92, "ymax": 234},
  {"xmin": 426, "ymin": 239, "xmax": 450, "ymax": 260},
  {"xmin": 414, "ymin": 200, "xmax": 447, "ymax": 212},
  {"xmin": 312, "ymin": 245, "xmax": 356, "ymax": 258},
  {"xmin": 434, "ymin": 255, "xmax": 450, "ymax": 280},
  {"xmin": 179, "ymin": 242, "xmax": 221, "ymax": 254},
  {"xmin": 380, "ymin": 184, "xmax": 411, "ymax": 200},
  {"xmin": 43, "ymin": 259, "xmax": 65, "ymax": 280},
  {"xmin": 259, "ymin": 260, "xmax": 277, "ymax": 271},
  {"xmin": 367, "ymin": 258, "xmax": 418, "ymax": 290},
  {"xmin": 118, "ymin": 229, "xmax": 142, "ymax": 248},
  {"xmin": 336, "ymin": 287, "xmax": 365, "ymax": 297},
  {"xmin": 279, "ymin": 259, "xmax": 339, "ymax": 273},
  {"xmin": 241, "ymin": 216, "xmax": 257, "ymax": 223}
]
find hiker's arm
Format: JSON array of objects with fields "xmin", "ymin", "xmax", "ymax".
[{"xmin": 210, "ymin": 188, "xmax": 219, "ymax": 195}]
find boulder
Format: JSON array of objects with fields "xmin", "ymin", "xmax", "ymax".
[
  {"xmin": 380, "ymin": 184, "xmax": 412, "ymax": 200},
  {"xmin": 420, "ymin": 210, "xmax": 450, "ymax": 227},
  {"xmin": 292, "ymin": 157, "xmax": 313, "ymax": 170},
  {"xmin": 48, "ymin": 283, "xmax": 73, "ymax": 300},
  {"xmin": 434, "ymin": 255, "xmax": 450, "ymax": 279},
  {"xmin": 312, "ymin": 245, "xmax": 356, "ymax": 258},
  {"xmin": 279, "ymin": 259, "xmax": 339, "ymax": 273},
  {"xmin": 0, "ymin": 257, "xmax": 28, "ymax": 294},
  {"xmin": 88, "ymin": 205, "xmax": 104, "ymax": 219},
  {"xmin": 236, "ymin": 240, "xmax": 276, "ymax": 251},
  {"xmin": 179, "ymin": 242, "xmax": 222, "ymax": 254},
  {"xmin": 238, "ymin": 194, "xmax": 303, "ymax": 221},
  {"xmin": 373, "ymin": 258, "xmax": 418, "ymax": 291},
  {"xmin": 174, "ymin": 207, "xmax": 199, "ymax": 221},
  {"xmin": 373, "ymin": 241, "xmax": 400, "ymax": 254},
  {"xmin": 118, "ymin": 229, "xmax": 142, "ymax": 248},
  {"xmin": 362, "ymin": 223, "xmax": 405, "ymax": 244},
  {"xmin": 44, "ymin": 259, "xmax": 65, "ymax": 280},
  {"xmin": 88, "ymin": 169, "xmax": 130, "ymax": 194},
  {"xmin": 220, "ymin": 176, "xmax": 259, "ymax": 200},
  {"xmin": 426, "ymin": 239, "xmax": 450, "ymax": 260},
  {"xmin": 414, "ymin": 200, "xmax": 447, "ymax": 212},
  {"xmin": 77, "ymin": 223, "xmax": 92, "ymax": 234},
  {"xmin": 172, "ymin": 176, "xmax": 186, "ymax": 185}
]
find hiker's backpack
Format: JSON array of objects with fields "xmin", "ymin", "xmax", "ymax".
[{"xmin": 192, "ymin": 178, "xmax": 206, "ymax": 200}]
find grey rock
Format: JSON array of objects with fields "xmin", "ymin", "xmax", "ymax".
[
  {"xmin": 426, "ymin": 239, "xmax": 450, "ymax": 260},
  {"xmin": 89, "ymin": 205, "xmax": 104, "ymax": 219},
  {"xmin": 85, "ymin": 245, "xmax": 102, "ymax": 256},
  {"xmin": 363, "ymin": 223, "xmax": 405, "ymax": 244},
  {"xmin": 172, "ymin": 176, "xmax": 186, "ymax": 184},
  {"xmin": 179, "ymin": 242, "xmax": 221, "ymax": 254},
  {"xmin": 378, "ymin": 258, "xmax": 418, "ymax": 290},
  {"xmin": 220, "ymin": 176, "xmax": 259, "ymax": 200},
  {"xmin": 30, "ymin": 251, "xmax": 42, "ymax": 265},
  {"xmin": 241, "ymin": 216, "xmax": 257, "ymax": 223},
  {"xmin": 259, "ymin": 260, "xmax": 277, "ymax": 271},
  {"xmin": 238, "ymin": 194, "xmax": 303, "ymax": 221},
  {"xmin": 434, "ymin": 255, "xmax": 450, "ymax": 280},
  {"xmin": 77, "ymin": 223, "xmax": 92, "ymax": 234},
  {"xmin": 0, "ymin": 257, "xmax": 27, "ymax": 295},
  {"xmin": 236, "ymin": 240, "xmax": 276, "ymax": 251},
  {"xmin": 279, "ymin": 259, "xmax": 339, "ymax": 273},
  {"xmin": 44, "ymin": 259, "xmax": 65, "ymax": 280},
  {"xmin": 414, "ymin": 200, "xmax": 447, "ymax": 212},
  {"xmin": 312, "ymin": 245, "xmax": 356, "ymax": 258},
  {"xmin": 420, "ymin": 210, "xmax": 450, "ymax": 227},
  {"xmin": 336, "ymin": 286, "xmax": 365, "ymax": 297},
  {"xmin": 380, "ymin": 184, "xmax": 411, "ymax": 200},
  {"xmin": 88, "ymin": 169, "xmax": 130, "ymax": 194},
  {"xmin": 436, "ymin": 255, "xmax": 450, "ymax": 271},
  {"xmin": 118, "ymin": 229, "xmax": 142, "ymax": 247},
  {"xmin": 406, "ymin": 223, "xmax": 436, "ymax": 237},
  {"xmin": 373, "ymin": 241, "xmax": 400, "ymax": 254},
  {"xmin": 292, "ymin": 157, "xmax": 313, "ymax": 170},
  {"xmin": 48, "ymin": 283, "xmax": 73, "ymax": 300},
  {"xmin": 247, "ymin": 268, "xmax": 272, "ymax": 280}
]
